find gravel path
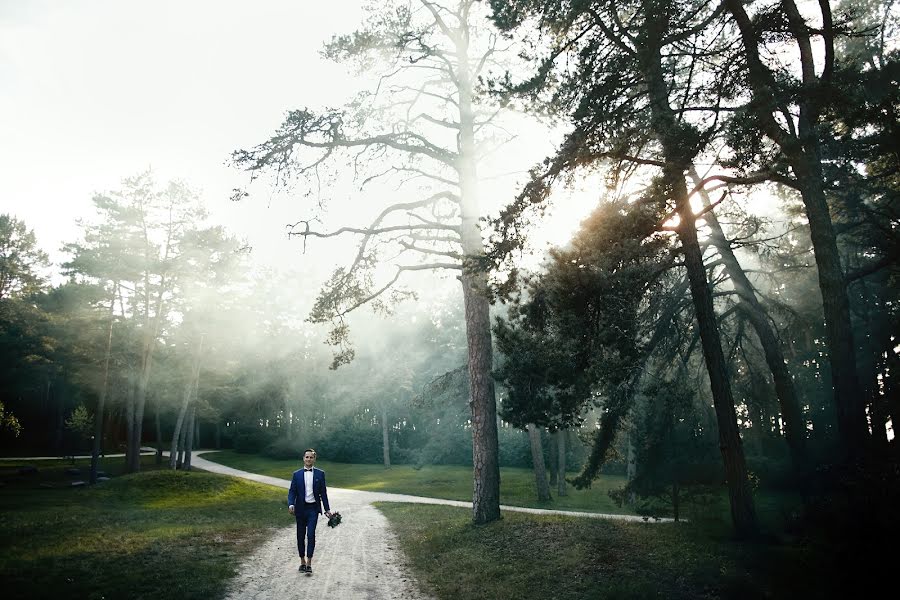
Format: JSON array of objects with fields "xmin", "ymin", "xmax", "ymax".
[
  {"xmin": 192, "ymin": 454, "xmax": 431, "ymax": 600},
  {"xmin": 190, "ymin": 452, "xmax": 672, "ymax": 600}
]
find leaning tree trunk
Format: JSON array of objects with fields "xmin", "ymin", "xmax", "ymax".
[
  {"xmin": 176, "ymin": 430, "xmax": 185, "ymax": 469},
  {"xmin": 183, "ymin": 405, "xmax": 196, "ymax": 471},
  {"xmin": 170, "ymin": 335, "xmax": 204, "ymax": 469},
  {"xmin": 90, "ymin": 290, "xmax": 115, "ymax": 485},
  {"xmin": 457, "ymin": 32, "xmax": 500, "ymax": 525},
  {"xmin": 381, "ymin": 404, "xmax": 391, "ymax": 469},
  {"xmin": 170, "ymin": 384, "xmax": 193, "ymax": 469},
  {"xmin": 527, "ymin": 424, "xmax": 552, "ymax": 502},
  {"xmin": 640, "ymin": 9, "xmax": 758, "ymax": 537},
  {"xmin": 692, "ymin": 166, "xmax": 810, "ymax": 480},
  {"xmin": 556, "ymin": 429, "xmax": 567, "ymax": 497},
  {"xmin": 677, "ymin": 200, "xmax": 757, "ymax": 536},
  {"xmin": 724, "ymin": 0, "xmax": 865, "ymax": 460}
]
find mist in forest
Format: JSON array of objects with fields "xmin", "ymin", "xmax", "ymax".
[{"xmin": 2, "ymin": 0, "xmax": 898, "ymax": 559}]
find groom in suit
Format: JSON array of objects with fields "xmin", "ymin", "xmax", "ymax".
[{"xmin": 288, "ymin": 448, "xmax": 332, "ymax": 574}]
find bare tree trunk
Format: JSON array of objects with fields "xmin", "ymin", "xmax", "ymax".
[
  {"xmin": 176, "ymin": 430, "xmax": 185, "ymax": 469},
  {"xmin": 170, "ymin": 335, "xmax": 204, "ymax": 469},
  {"xmin": 90, "ymin": 290, "xmax": 115, "ymax": 484},
  {"xmin": 382, "ymin": 404, "xmax": 391, "ymax": 469},
  {"xmin": 527, "ymin": 424, "xmax": 552, "ymax": 502},
  {"xmin": 462, "ymin": 272, "xmax": 501, "ymax": 522},
  {"xmin": 183, "ymin": 405, "xmax": 196, "ymax": 471},
  {"xmin": 170, "ymin": 388, "xmax": 192, "ymax": 469},
  {"xmin": 556, "ymin": 429, "xmax": 567, "ymax": 497},
  {"xmin": 457, "ymin": 31, "xmax": 500, "ymax": 523},
  {"xmin": 677, "ymin": 198, "xmax": 758, "ymax": 536}
]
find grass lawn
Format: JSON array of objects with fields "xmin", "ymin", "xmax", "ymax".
[
  {"xmin": 376, "ymin": 502, "xmax": 845, "ymax": 600},
  {"xmin": 0, "ymin": 455, "xmax": 287, "ymax": 600},
  {"xmin": 203, "ymin": 450, "xmax": 636, "ymax": 515}
]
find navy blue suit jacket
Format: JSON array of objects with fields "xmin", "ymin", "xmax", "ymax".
[{"xmin": 288, "ymin": 467, "xmax": 330, "ymax": 514}]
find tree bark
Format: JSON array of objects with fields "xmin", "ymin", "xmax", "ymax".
[
  {"xmin": 176, "ymin": 429, "xmax": 185, "ymax": 469},
  {"xmin": 456, "ymin": 23, "xmax": 501, "ymax": 524},
  {"xmin": 527, "ymin": 424, "xmax": 552, "ymax": 501},
  {"xmin": 183, "ymin": 405, "xmax": 196, "ymax": 471}
]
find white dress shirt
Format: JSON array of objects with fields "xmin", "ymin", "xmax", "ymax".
[{"xmin": 304, "ymin": 468, "xmax": 315, "ymax": 503}]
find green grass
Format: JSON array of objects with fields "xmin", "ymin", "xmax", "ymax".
[
  {"xmin": 376, "ymin": 502, "xmax": 838, "ymax": 600},
  {"xmin": 0, "ymin": 455, "xmax": 287, "ymax": 600},
  {"xmin": 203, "ymin": 450, "xmax": 634, "ymax": 514}
]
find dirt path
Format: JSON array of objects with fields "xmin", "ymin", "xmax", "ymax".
[{"xmin": 191, "ymin": 452, "xmax": 671, "ymax": 599}]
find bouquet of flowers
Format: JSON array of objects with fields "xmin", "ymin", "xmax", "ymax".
[{"xmin": 327, "ymin": 511, "xmax": 342, "ymax": 528}]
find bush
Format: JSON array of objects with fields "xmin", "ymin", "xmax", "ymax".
[
  {"xmin": 231, "ymin": 425, "xmax": 274, "ymax": 454},
  {"xmin": 408, "ymin": 424, "xmax": 473, "ymax": 468},
  {"xmin": 314, "ymin": 421, "xmax": 384, "ymax": 464},
  {"xmin": 498, "ymin": 427, "xmax": 530, "ymax": 468},
  {"xmin": 261, "ymin": 436, "xmax": 301, "ymax": 460}
]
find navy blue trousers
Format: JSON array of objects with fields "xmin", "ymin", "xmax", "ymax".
[{"xmin": 295, "ymin": 504, "xmax": 320, "ymax": 558}]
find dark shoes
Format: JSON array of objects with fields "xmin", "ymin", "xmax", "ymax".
[
  {"xmin": 306, "ymin": 565, "xmax": 312, "ymax": 575},
  {"xmin": 299, "ymin": 564, "xmax": 308, "ymax": 573}
]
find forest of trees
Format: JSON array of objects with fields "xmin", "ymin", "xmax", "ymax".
[{"xmin": 2, "ymin": 0, "xmax": 898, "ymax": 542}]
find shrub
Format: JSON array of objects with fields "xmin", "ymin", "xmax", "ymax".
[{"xmin": 231, "ymin": 425, "xmax": 274, "ymax": 454}]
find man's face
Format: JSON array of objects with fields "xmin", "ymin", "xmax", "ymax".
[{"xmin": 303, "ymin": 452, "xmax": 316, "ymax": 468}]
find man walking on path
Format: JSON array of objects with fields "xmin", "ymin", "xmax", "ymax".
[{"xmin": 288, "ymin": 448, "xmax": 332, "ymax": 575}]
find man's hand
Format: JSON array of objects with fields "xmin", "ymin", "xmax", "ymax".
[
  {"xmin": 289, "ymin": 505, "xmax": 295, "ymax": 515},
  {"xmin": 325, "ymin": 511, "xmax": 332, "ymax": 518}
]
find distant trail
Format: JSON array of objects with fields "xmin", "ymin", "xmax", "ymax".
[{"xmin": 191, "ymin": 452, "xmax": 672, "ymax": 600}]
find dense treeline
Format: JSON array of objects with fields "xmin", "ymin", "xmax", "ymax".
[{"xmin": 0, "ymin": 188, "xmax": 579, "ymax": 474}]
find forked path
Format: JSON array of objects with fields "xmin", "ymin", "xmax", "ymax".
[{"xmin": 192, "ymin": 452, "xmax": 670, "ymax": 600}]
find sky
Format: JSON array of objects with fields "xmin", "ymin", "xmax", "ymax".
[{"xmin": 0, "ymin": 0, "xmax": 595, "ymax": 296}]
